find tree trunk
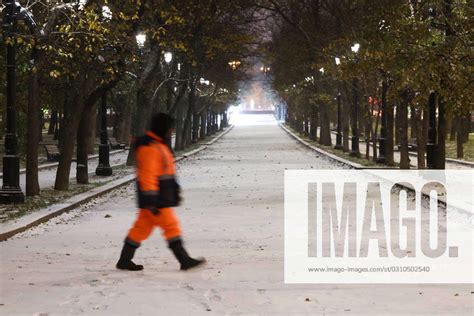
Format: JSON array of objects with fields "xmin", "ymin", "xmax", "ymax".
[
  {"xmin": 39, "ymin": 110, "xmax": 43, "ymax": 142},
  {"xmin": 415, "ymin": 106, "xmax": 426, "ymax": 168},
  {"xmin": 200, "ymin": 110, "xmax": 207, "ymax": 139},
  {"xmin": 87, "ymin": 108, "xmax": 96, "ymax": 155},
  {"xmin": 319, "ymin": 105, "xmax": 332, "ymax": 146},
  {"xmin": 309, "ymin": 106, "xmax": 317, "ymax": 140},
  {"xmin": 165, "ymin": 80, "xmax": 173, "ymax": 111},
  {"xmin": 76, "ymin": 104, "xmax": 95, "ymax": 184},
  {"xmin": 342, "ymin": 89, "xmax": 350, "ymax": 152},
  {"xmin": 192, "ymin": 113, "xmax": 200, "ymax": 143},
  {"xmin": 222, "ymin": 110, "xmax": 228, "ymax": 128},
  {"xmin": 300, "ymin": 112, "xmax": 305, "ymax": 133},
  {"xmin": 48, "ymin": 110, "xmax": 58, "ymax": 135},
  {"xmin": 371, "ymin": 97, "xmax": 380, "ymax": 162},
  {"xmin": 290, "ymin": 108, "xmax": 296, "ymax": 130},
  {"xmin": 213, "ymin": 110, "xmax": 217, "ymax": 133},
  {"xmin": 286, "ymin": 107, "xmax": 290, "ymax": 125},
  {"xmin": 26, "ymin": 48, "xmax": 40, "ymax": 196},
  {"xmin": 54, "ymin": 93, "xmax": 84, "ymax": 190},
  {"xmin": 364, "ymin": 96, "xmax": 371, "ymax": 160},
  {"xmin": 386, "ymin": 100, "xmax": 395, "ymax": 166},
  {"xmin": 181, "ymin": 73, "xmax": 195, "ymax": 148},
  {"xmin": 462, "ymin": 114, "xmax": 470, "ymax": 143},
  {"xmin": 456, "ymin": 118, "xmax": 464, "ymax": 159},
  {"xmin": 314, "ymin": 105, "xmax": 320, "ymax": 141},
  {"xmin": 174, "ymin": 102, "xmax": 185, "ymax": 151},
  {"xmin": 436, "ymin": 98, "xmax": 447, "ymax": 169},
  {"xmin": 365, "ymin": 124, "xmax": 370, "ymax": 160},
  {"xmin": 372, "ymin": 122, "xmax": 379, "ymax": 162},
  {"xmin": 399, "ymin": 96, "xmax": 410, "ymax": 169},
  {"xmin": 113, "ymin": 93, "xmax": 131, "ymax": 144},
  {"xmin": 126, "ymin": 87, "xmax": 147, "ymax": 166},
  {"xmin": 206, "ymin": 110, "xmax": 212, "ymax": 136},
  {"xmin": 189, "ymin": 75, "xmax": 199, "ymax": 143},
  {"xmin": 126, "ymin": 45, "xmax": 161, "ymax": 164},
  {"xmin": 395, "ymin": 104, "xmax": 400, "ymax": 146},
  {"xmin": 95, "ymin": 107, "xmax": 101, "ymax": 138},
  {"xmin": 55, "ymin": 77, "xmax": 117, "ymax": 190},
  {"xmin": 448, "ymin": 114, "xmax": 456, "ymax": 141},
  {"xmin": 435, "ymin": 0, "xmax": 452, "ymax": 169},
  {"xmin": 410, "ymin": 104, "xmax": 417, "ymax": 139},
  {"xmin": 54, "ymin": 110, "xmax": 63, "ymax": 142},
  {"xmin": 212, "ymin": 111, "xmax": 218, "ymax": 133},
  {"xmin": 183, "ymin": 103, "xmax": 192, "ymax": 147}
]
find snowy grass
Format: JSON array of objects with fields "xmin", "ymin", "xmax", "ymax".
[
  {"xmin": 0, "ymin": 165, "xmax": 133, "ymax": 223},
  {"xmin": 445, "ymin": 133, "xmax": 474, "ymax": 162},
  {"xmin": 283, "ymin": 124, "xmax": 383, "ymax": 167}
]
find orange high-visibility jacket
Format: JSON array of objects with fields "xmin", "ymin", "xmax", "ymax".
[{"xmin": 135, "ymin": 131, "xmax": 180, "ymax": 211}]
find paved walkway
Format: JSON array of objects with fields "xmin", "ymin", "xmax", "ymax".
[{"xmin": 0, "ymin": 114, "xmax": 471, "ymax": 315}]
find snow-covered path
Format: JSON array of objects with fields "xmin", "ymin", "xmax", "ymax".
[{"xmin": 0, "ymin": 115, "xmax": 471, "ymax": 315}]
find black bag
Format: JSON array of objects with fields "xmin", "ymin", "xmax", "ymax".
[{"xmin": 156, "ymin": 177, "xmax": 181, "ymax": 208}]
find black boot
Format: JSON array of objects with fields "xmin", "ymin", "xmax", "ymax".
[
  {"xmin": 116, "ymin": 242, "xmax": 144, "ymax": 271},
  {"xmin": 168, "ymin": 238, "xmax": 206, "ymax": 271}
]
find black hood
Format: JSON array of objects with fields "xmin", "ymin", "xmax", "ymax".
[{"xmin": 149, "ymin": 113, "xmax": 175, "ymax": 139}]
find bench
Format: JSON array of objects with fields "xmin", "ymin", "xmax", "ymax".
[
  {"xmin": 407, "ymin": 138, "xmax": 417, "ymax": 151},
  {"xmin": 44, "ymin": 144, "xmax": 61, "ymax": 161},
  {"xmin": 109, "ymin": 137, "xmax": 126, "ymax": 150},
  {"xmin": 397, "ymin": 138, "xmax": 417, "ymax": 152}
]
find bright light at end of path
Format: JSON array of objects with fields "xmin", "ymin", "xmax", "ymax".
[{"xmin": 229, "ymin": 109, "xmax": 278, "ymax": 127}]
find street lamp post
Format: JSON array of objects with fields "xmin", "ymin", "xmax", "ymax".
[
  {"xmin": 426, "ymin": 92, "xmax": 437, "ymax": 169},
  {"xmin": 334, "ymin": 57, "xmax": 343, "ymax": 150},
  {"xmin": 213, "ymin": 111, "xmax": 218, "ymax": 133},
  {"xmin": 96, "ymin": 91, "xmax": 112, "ymax": 176},
  {"xmin": 206, "ymin": 111, "xmax": 212, "ymax": 136},
  {"xmin": 1, "ymin": 0, "xmax": 39, "ymax": 203},
  {"xmin": 219, "ymin": 113, "xmax": 223, "ymax": 131},
  {"xmin": 163, "ymin": 51, "xmax": 176, "ymax": 148},
  {"xmin": 335, "ymin": 92, "xmax": 343, "ymax": 150},
  {"xmin": 349, "ymin": 43, "xmax": 361, "ymax": 158},
  {"xmin": 222, "ymin": 111, "xmax": 228, "ymax": 128},
  {"xmin": 224, "ymin": 60, "xmax": 240, "ymax": 131},
  {"xmin": 95, "ymin": 14, "xmax": 115, "ymax": 176},
  {"xmin": 209, "ymin": 111, "xmax": 214, "ymax": 134},
  {"xmin": 350, "ymin": 78, "xmax": 361, "ymax": 157},
  {"xmin": 128, "ymin": 33, "xmax": 146, "ymax": 164},
  {"xmin": 376, "ymin": 78, "xmax": 387, "ymax": 163}
]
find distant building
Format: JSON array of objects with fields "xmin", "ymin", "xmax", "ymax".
[{"xmin": 239, "ymin": 81, "xmax": 274, "ymax": 113}]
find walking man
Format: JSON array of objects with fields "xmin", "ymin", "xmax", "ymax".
[{"xmin": 116, "ymin": 113, "xmax": 205, "ymax": 271}]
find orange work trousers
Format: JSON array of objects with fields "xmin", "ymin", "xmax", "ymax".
[{"xmin": 127, "ymin": 208, "xmax": 181, "ymax": 244}]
